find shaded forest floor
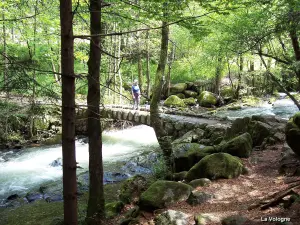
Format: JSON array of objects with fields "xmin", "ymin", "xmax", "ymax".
[{"xmin": 110, "ymin": 143, "xmax": 300, "ymax": 225}]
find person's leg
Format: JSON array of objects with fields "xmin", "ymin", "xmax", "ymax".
[{"xmin": 137, "ymin": 95, "xmax": 140, "ymax": 110}]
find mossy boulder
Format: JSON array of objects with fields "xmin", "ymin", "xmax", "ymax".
[
  {"xmin": 286, "ymin": 112, "xmax": 300, "ymax": 156},
  {"xmin": 139, "ymin": 180, "xmax": 193, "ymax": 210},
  {"xmin": 225, "ymin": 117, "xmax": 251, "ymax": 140},
  {"xmin": 172, "ymin": 129, "xmax": 205, "ymax": 144},
  {"xmin": 220, "ymin": 87, "xmax": 235, "ymax": 100},
  {"xmin": 184, "ymin": 90, "xmax": 198, "ymax": 98},
  {"xmin": 105, "ymin": 201, "xmax": 124, "ymax": 218},
  {"xmin": 184, "ymin": 153, "xmax": 244, "ymax": 181},
  {"xmin": 249, "ymin": 121, "xmax": 272, "ymax": 146},
  {"xmin": 164, "ymin": 95, "xmax": 186, "ymax": 108},
  {"xmin": 173, "ymin": 143, "xmax": 218, "ymax": 172},
  {"xmin": 170, "ymin": 83, "xmax": 188, "ymax": 94},
  {"xmin": 119, "ymin": 175, "xmax": 148, "ymax": 204},
  {"xmin": 176, "ymin": 93, "xmax": 185, "ymax": 99},
  {"xmin": 183, "ymin": 97, "xmax": 197, "ymax": 106},
  {"xmin": 219, "ymin": 133, "xmax": 252, "ymax": 158},
  {"xmin": 197, "ymin": 91, "xmax": 217, "ymax": 107},
  {"xmin": 172, "ymin": 171, "xmax": 188, "ymax": 181}
]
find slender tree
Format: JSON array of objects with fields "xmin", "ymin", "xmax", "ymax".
[
  {"xmin": 86, "ymin": 0, "xmax": 105, "ymax": 224},
  {"xmin": 60, "ymin": 0, "xmax": 78, "ymax": 224},
  {"xmin": 150, "ymin": 13, "xmax": 172, "ymax": 170}
]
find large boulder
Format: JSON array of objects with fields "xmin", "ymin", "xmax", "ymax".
[
  {"xmin": 170, "ymin": 83, "xmax": 188, "ymax": 94},
  {"xmin": 184, "ymin": 153, "xmax": 244, "ymax": 181},
  {"xmin": 105, "ymin": 201, "xmax": 124, "ymax": 218},
  {"xmin": 249, "ymin": 121, "xmax": 272, "ymax": 147},
  {"xmin": 183, "ymin": 97, "xmax": 197, "ymax": 106},
  {"xmin": 154, "ymin": 210, "xmax": 189, "ymax": 225},
  {"xmin": 220, "ymin": 86, "xmax": 235, "ymax": 102},
  {"xmin": 219, "ymin": 133, "xmax": 252, "ymax": 158},
  {"xmin": 139, "ymin": 180, "xmax": 193, "ymax": 210},
  {"xmin": 164, "ymin": 95, "xmax": 186, "ymax": 108},
  {"xmin": 173, "ymin": 143, "xmax": 218, "ymax": 172},
  {"xmin": 225, "ymin": 117, "xmax": 251, "ymax": 140},
  {"xmin": 285, "ymin": 112, "xmax": 300, "ymax": 156},
  {"xmin": 197, "ymin": 91, "xmax": 217, "ymax": 107},
  {"xmin": 184, "ymin": 90, "xmax": 198, "ymax": 98},
  {"xmin": 119, "ymin": 175, "xmax": 148, "ymax": 204},
  {"xmin": 172, "ymin": 129, "xmax": 205, "ymax": 144}
]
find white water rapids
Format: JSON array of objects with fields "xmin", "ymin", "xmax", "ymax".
[{"xmin": 0, "ymin": 125, "xmax": 159, "ymax": 201}]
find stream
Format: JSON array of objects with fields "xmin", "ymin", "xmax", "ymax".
[
  {"xmin": 0, "ymin": 94, "xmax": 298, "ymax": 205},
  {"xmin": 215, "ymin": 95, "xmax": 299, "ymax": 120},
  {"xmin": 0, "ymin": 125, "xmax": 159, "ymax": 204}
]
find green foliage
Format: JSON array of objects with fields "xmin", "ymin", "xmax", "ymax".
[{"xmin": 151, "ymin": 154, "xmax": 169, "ymax": 179}]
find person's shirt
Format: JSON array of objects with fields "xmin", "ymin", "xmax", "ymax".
[{"xmin": 132, "ymin": 84, "xmax": 140, "ymax": 94}]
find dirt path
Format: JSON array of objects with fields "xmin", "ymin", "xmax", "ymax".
[{"xmin": 130, "ymin": 144, "xmax": 300, "ymax": 225}]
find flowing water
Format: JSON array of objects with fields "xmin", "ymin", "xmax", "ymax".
[
  {"xmin": 0, "ymin": 125, "xmax": 159, "ymax": 203},
  {"xmin": 215, "ymin": 95, "xmax": 299, "ymax": 120}
]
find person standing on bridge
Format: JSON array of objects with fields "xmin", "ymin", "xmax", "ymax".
[{"xmin": 131, "ymin": 79, "xmax": 140, "ymax": 110}]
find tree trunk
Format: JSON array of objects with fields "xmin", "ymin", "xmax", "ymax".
[
  {"xmin": 150, "ymin": 20, "xmax": 172, "ymax": 171},
  {"xmin": 86, "ymin": 0, "xmax": 105, "ymax": 224},
  {"xmin": 166, "ymin": 41, "xmax": 175, "ymax": 97},
  {"xmin": 146, "ymin": 30, "xmax": 151, "ymax": 99},
  {"xmin": 289, "ymin": 26, "xmax": 300, "ymax": 91},
  {"xmin": 137, "ymin": 35, "xmax": 143, "ymax": 94},
  {"xmin": 118, "ymin": 35, "xmax": 122, "ymax": 104},
  {"xmin": 113, "ymin": 23, "xmax": 117, "ymax": 104},
  {"xmin": 60, "ymin": 0, "xmax": 78, "ymax": 224},
  {"xmin": 214, "ymin": 56, "xmax": 222, "ymax": 95},
  {"xmin": 235, "ymin": 55, "xmax": 243, "ymax": 99},
  {"xmin": 2, "ymin": 13, "xmax": 8, "ymax": 99}
]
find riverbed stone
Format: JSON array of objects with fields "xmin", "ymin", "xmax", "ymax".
[
  {"xmin": 197, "ymin": 91, "xmax": 217, "ymax": 107},
  {"xmin": 119, "ymin": 175, "xmax": 148, "ymax": 204},
  {"xmin": 219, "ymin": 133, "xmax": 252, "ymax": 158},
  {"xmin": 184, "ymin": 153, "xmax": 244, "ymax": 181},
  {"xmin": 49, "ymin": 158, "xmax": 62, "ymax": 167},
  {"xmin": 285, "ymin": 112, "xmax": 300, "ymax": 156},
  {"xmin": 139, "ymin": 180, "xmax": 193, "ymax": 210},
  {"xmin": 154, "ymin": 210, "xmax": 189, "ymax": 225},
  {"xmin": 184, "ymin": 90, "xmax": 198, "ymax": 98},
  {"xmin": 164, "ymin": 95, "xmax": 186, "ymax": 108}
]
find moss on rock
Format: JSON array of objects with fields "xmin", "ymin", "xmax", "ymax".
[
  {"xmin": 119, "ymin": 175, "xmax": 148, "ymax": 204},
  {"xmin": 176, "ymin": 93, "xmax": 186, "ymax": 99},
  {"xmin": 286, "ymin": 112, "xmax": 300, "ymax": 156},
  {"xmin": 139, "ymin": 180, "xmax": 193, "ymax": 210},
  {"xmin": 184, "ymin": 90, "xmax": 198, "ymax": 98},
  {"xmin": 219, "ymin": 133, "xmax": 252, "ymax": 158},
  {"xmin": 170, "ymin": 83, "xmax": 188, "ymax": 94},
  {"xmin": 183, "ymin": 97, "xmax": 197, "ymax": 106},
  {"xmin": 184, "ymin": 153, "xmax": 244, "ymax": 181},
  {"xmin": 173, "ymin": 143, "xmax": 218, "ymax": 172},
  {"xmin": 105, "ymin": 201, "xmax": 124, "ymax": 218},
  {"xmin": 164, "ymin": 95, "xmax": 186, "ymax": 108},
  {"xmin": 197, "ymin": 91, "xmax": 217, "ymax": 107}
]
